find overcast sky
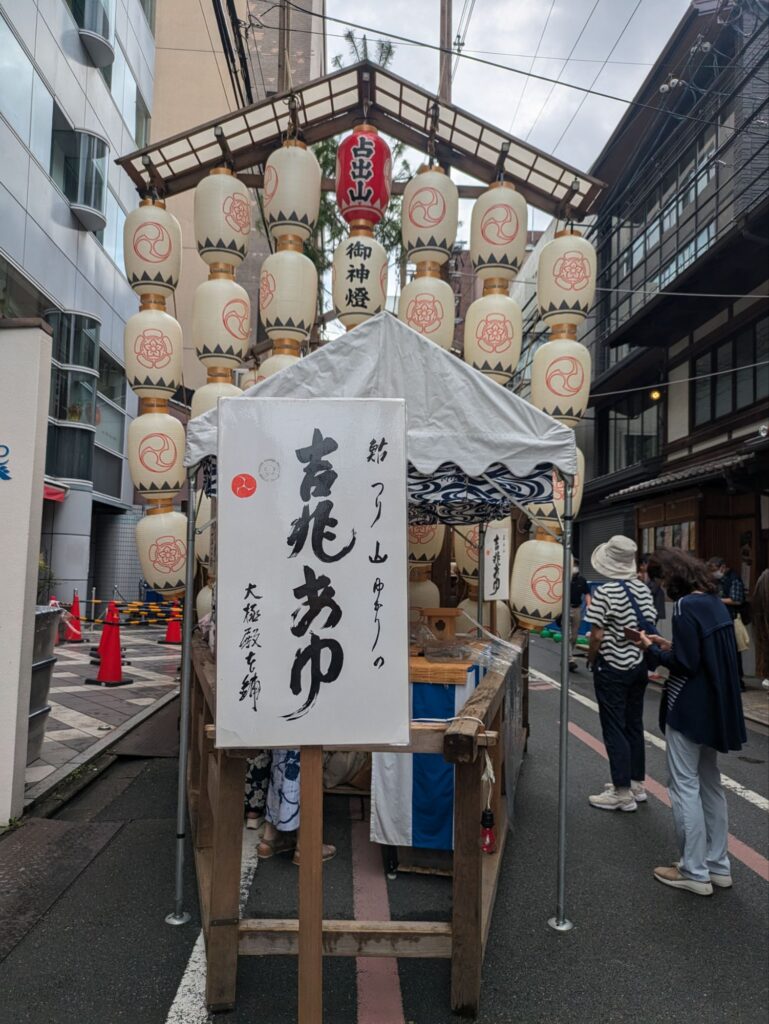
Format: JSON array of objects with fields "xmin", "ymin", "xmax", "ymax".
[{"xmin": 325, "ymin": 0, "xmax": 691, "ymax": 233}]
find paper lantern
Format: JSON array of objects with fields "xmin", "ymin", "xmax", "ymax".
[
  {"xmin": 528, "ymin": 448, "xmax": 585, "ymax": 529},
  {"xmin": 530, "ymin": 338, "xmax": 591, "ymax": 426},
  {"xmin": 136, "ymin": 510, "xmax": 187, "ymax": 595},
  {"xmin": 470, "ymin": 183, "xmax": 527, "ymax": 282},
  {"xmin": 127, "ymin": 412, "xmax": 185, "ymax": 499},
  {"xmin": 259, "ymin": 249, "xmax": 317, "ymax": 343},
  {"xmin": 408, "ymin": 523, "xmax": 445, "ymax": 564},
  {"xmin": 195, "ymin": 168, "xmax": 251, "ymax": 267},
  {"xmin": 192, "ymin": 274, "xmax": 250, "ymax": 368},
  {"xmin": 332, "ymin": 235, "xmax": 387, "ymax": 328},
  {"xmin": 124, "ymin": 199, "xmax": 182, "ymax": 297},
  {"xmin": 240, "ymin": 368, "xmax": 260, "ymax": 389},
  {"xmin": 264, "ymin": 141, "xmax": 321, "ymax": 243},
  {"xmin": 511, "ymin": 539, "xmax": 564, "ymax": 629},
  {"xmin": 455, "ymin": 524, "xmax": 481, "ymax": 582},
  {"xmin": 124, "ymin": 305, "xmax": 182, "ymax": 398},
  {"xmin": 457, "ymin": 598, "xmax": 512, "ymax": 638},
  {"xmin": 408, "ymin": 578, "xmax": 440, "ymax": 624},
  {"xmin": 402, "ymin": 166, "xmax": 458, "ymax": 266},
  {"xmin": 335, "ymin": 124, "xmax": 392, "ymax": 227},
  {"xmin": 537, "ymin": 229, "xmax": 596, "ymax": 327},
  {"xmin": 256, "ymin": 351, "xmax": 301, "ymax": 381},
  {"xmin": 463, "ymin": 293, "xmax": 522, "ymax": 385},
  {"xmin": 190, "ymin": 380, "xmax": 242, "ymax": 418},
  {"xmin": 196, "ymin": 584, "xmax": 213, "ymax": 620},
  {"xmin": 398, "ymin": 274, "xmax": 455, "ymax": 350},
  {"xmin": 194, "ymin": 492, "xmax": 211, "ymax": 566}
]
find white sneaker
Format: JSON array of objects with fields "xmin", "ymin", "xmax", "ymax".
[
  {"xmin": 709, "ymin": 873, "xmax": 733, "ymax": 889},
  {"xmin": 589, "ymin": 785, "xmax": 637, "ymax": 812},
  {"xmin": 631, "ymin": 780, "xmax": 648, "ymax": 803},
  {"xmin": 654, "ymin": 866, "xmax": 713, "ymax": 896}
]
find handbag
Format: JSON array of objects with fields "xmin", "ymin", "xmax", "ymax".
[
  {"xmin": 619, "ymin": 582, "xmax": 657, "ymax": 634},
  {"xmin": 734, "ymin": 614, "xmax": 750, "ymax": 653}
]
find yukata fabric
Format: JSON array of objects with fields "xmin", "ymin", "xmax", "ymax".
[
  {"xmin": 244, "ymin": 750, "xmax": 271, "ymax": 816},
  {"xmin": 265, "ymin": 749, "xmax": 301, "ymax": 832}
]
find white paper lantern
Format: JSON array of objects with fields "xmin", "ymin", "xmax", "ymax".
[
  {"xmin": 124, "ymin": 306, "xmax": 182, "ymax": 398},
  {"xmin": 136, "ymin": 510, "xmax": 187, "ymax": 595},
  {"xmin": 398, "ymin": 275, "xmax": 455, "ymax": 350},
  {"xmin": 401, "ymin": 167, "xmax": 458, "ymax": 265},
  {"xmin": 457, "ymin": 598, "xmax": 512, "ymax": 639},
  {"xmin": 195, "ymin": 168, "xmax": 251, "ymax": 267},
  {"xmin": 256, "ymin": 352, "xmax": 300, "ymax": 381},
  {"xmin": 408, "ymin": 524, "xmax": 445, "ymax": 564},
  {"xmin": 408, "ymin": 578, "xmax": 441, "ymax": 624},
  {"xmin": 332, "ymin": 235, "xmax": 387, "ymax": 328},
  {"xmin": 530, "ymin": 339, "xmax": 591, "ymax": 426},
  {"xmin": 264, "ymin": 141, "xmax": 321, "ymax": 243},
  {"xmin": 259, "ymin": 249, "xmax": 317, "ymax": 343},
  {"xmin": 455, "ymin": 524, "xmax": 481, "ymax": 582},
  {"xmin": 124, "ymin": 200, "xmax": 182, "ymax": 297},
  {"xmin": 196, "ymin": 584, "xmax": 213, "ymax": 620},
  {"xmin": 195, "ymin": 492, "xmax": 211, "ymax": 566},
  {"xmin": 190, "ymin": 381, "xmax": 242, "ymax": 419},
  {"xmin": 240, "ymin": 368, "xmax": 260, "ymax": 389},
  {"xmin": 470, "ymin": 183, "xmax": 527, "ymax": 282},
  {"xmin": 463, "ymin": 293, "xmax": 522, "ymax": 385},
  {"xmin": 528, "ymin": 447, "xmax": 586, "ymax": 528},
  {"xmin": 537, "ymin": 229, "xmax": 596, "ymax": 327},
  {"xmin": 127, "ymin": 412, "xmax": 185, "ymax": 499},
  {"xmin": 192, "ymin": 275, "xmax": 250, "ymax": 368},
  {"xmin": 511, "ymin": 539, "xmax": 564, "ymax": 629}
]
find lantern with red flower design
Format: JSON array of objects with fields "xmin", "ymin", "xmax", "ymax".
[
  {"xmin": 195, "ymin": 167, "xmax": 252, "ymax": 267},
  {"xmin": 335, "ymin": 124, "xmax": 392, "ymax": 228},
  {"xmin": 537, "ymin": 228, "xmax": 596, "ymax": 328},
  {"xmin": 398, "ymin": 266, "xmax": 455, "ymax": 350},
  {"xmin": 463, "ymin": 292, "xmax": 522, "ymax": 385},
  {"xmin": 136, "ymin": 505, "xmax": 188, "ymax": 596},
  {"xmin": 124, "ymin": 299, "xmax": 183, "ymax": 398},
  {"xmin": 264, "ymin": 140, "xmax": 321, "ymax": 243}
]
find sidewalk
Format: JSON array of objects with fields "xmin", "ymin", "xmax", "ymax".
[{"xmin": 24, "ymin": 627, "xmax": 180, "ymax": 807}]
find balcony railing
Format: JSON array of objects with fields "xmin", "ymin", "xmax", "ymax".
[
  {"xmin": 51, "ymin": 129, "xmax": 109, "ymax": 231},
  {"xmin": 68, "ymin": 0, "xmax": 114, "ymax": 68}
]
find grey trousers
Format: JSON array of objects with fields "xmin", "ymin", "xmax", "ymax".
[{"xmin": 665, "ymin": 726, "xmax": 731, "ymax": 882}]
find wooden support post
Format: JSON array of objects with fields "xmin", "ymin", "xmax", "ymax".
[
  {"xmin": 451, "ymin": 755, "xmax": 484, "ymax": 1017},
  {"xmin": 204, "ymin": 753, "xmax": 246, "ymax": 1012},
  {"xmin": 298, "ymin": 746, "xmax": 324, "ymax": 1024}
]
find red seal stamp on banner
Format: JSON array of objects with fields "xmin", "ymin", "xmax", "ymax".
[{"xmin": 231, "ymin": 473, "xmax": 257, "ymax": 498}]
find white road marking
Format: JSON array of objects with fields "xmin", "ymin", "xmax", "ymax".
[
  {"xmin": 165, "ymin": 828, "xmax": 261, "ymax": 1023},
  {"xmin": 530, "ymin": 667, "xmax": 769, "ymax": 814}
]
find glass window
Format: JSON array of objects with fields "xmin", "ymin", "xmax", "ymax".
[
  {"xmin": 30, "ymin": 73, "xmax": 53, "ymax": 168},
  {"xmin": 50, "ymin": 115, "xmax": 108, "ymax": 215},
  {"xmin": 0, "ymin": 15, "xmax": 34, "ymax": 144},
  {"xmin": 95, "ymin": 188, "xmax": 126, "ymax": 273},
  {"xmin": 645, "ymin": 218, "xmax": 660, "ymax": 252},
  {"xmin": 714, "ymin": 342, "xmax": 733, "ymax": 418},
  {"xmin": 98, "ymin": 349, "xmax": 126, "ymax": 406},
  {"xmin": 64, "ymin": 0, "xmax": 113, "ymax": 39},
  {"xmin": 46, "ymin": 424, "xmax": 93, "ymax": 480},
  {"xmin": 95, "ymin": 395, "xmax": 124, "ymax": 452},
  {"xmin": 693, "ymin": 353, "xmax": 711, "ymax": 426},
  {"xmin": 92, "ymin": 446, "xmax": 122, "ymax": 497},
  {"xmin": 110, "ymin": 42, "xmax": 150, "ymax": 144},
  {"xmin": 734, "ymin": 328, "xmax": 755, "ymax": 410},
  {"xmin": 605, "ymin": 392, "xmax": 661, "ymax": 473},
  {"xmin": 756, "ymin": 317, "xmax": 768, "ymax": 401},
  {"xmin": 631, "ymin": 235, "xmax": 644, "ymax": 269},
  {"xmin": 46, "ymin": 311, "xmax": 100, "ymax": 368}
]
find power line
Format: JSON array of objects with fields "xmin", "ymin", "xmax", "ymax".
[
  {"xmin": 589, "ymin": 359, "xmax": 769, "ymax": 400},
  {"xmin": 451, "ymin": 0, "xmax": 477, "ymax": 81},
  {"xmin": 280, "ymin": 0, "xmax": 767, "ymax": 137},
  {"xmin": 507, "ymin": 0, "xmax": 556, "ymax": 136}
]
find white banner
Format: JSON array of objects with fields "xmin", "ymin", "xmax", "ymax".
[
  {"xmin": 483, "ymin": 526, "xmax": 509, "ymax": 602},
  {"xmin": 216, "ymin": 397, "xmax": 409, "ymax": 747}
]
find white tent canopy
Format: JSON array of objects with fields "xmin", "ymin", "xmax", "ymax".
[{"xmin": 185, "ymin": 313, "xmax": 577, "ymax": 484}]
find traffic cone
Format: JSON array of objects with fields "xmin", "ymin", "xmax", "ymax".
[
  {"xmin": 64, "ymin": 590, "xmax": 84, "ymax": 643},
  {"xmin": 158, "ymin": 599, "xmax": 183, "ymax": 645},
  {"xmin": 86, "ymin": 601, "xmax": 133, "ymax": 687}
]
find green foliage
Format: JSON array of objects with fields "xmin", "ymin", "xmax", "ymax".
[{"xmin": 37, "ymin": 554, "xmax": 57, "ymax": 604}]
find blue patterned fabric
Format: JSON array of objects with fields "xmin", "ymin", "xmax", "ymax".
[{"xmin": 201, "ymin": 455, "xmax": 553, "ymax": 525}]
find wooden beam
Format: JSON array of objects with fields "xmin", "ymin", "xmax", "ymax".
[
  {"xmin": 240, "ymin": 173, "xmax": 487, "ymax": 199},
  {"xmin": 239, "ymin": 919, "xmax": 453, "ymax": 958},
  {"xmin": 450, "ymin": 755, "xmax": 484, "ymax": 1017},
  {"xmin": 443, "ymin": 667, "xmax": 508, "ymax": 764},
  {"xmin": 481, "ymin": 799, "xmax": 508, "ymax": 955},
  {"xmin": 298, "ymin": 746, "xmax": 324, "ymax": 1024}
]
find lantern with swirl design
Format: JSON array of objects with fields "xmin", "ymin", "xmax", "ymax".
[
  {"xmin": 530, "ymin": 337, "xmax": 592, "ymax": 426},
  {"xmin": 192, "ymin": 272, "xmax": 251, "ymax": 369},
  {"xmin": 470, "ymin": 182, "xmax": 528, "ymax": 282},
  {"xmin": 123, "ymin": 199, "xmax": 182, "ymax": 296},
  {"xmin": 195, "ymin": 167, "xmax": 252, "ymax": 267},
  {"xmin": 537, "ymin": 228, "xmax": 596, "ymax": 329},
  {"xmin": 527, "ymin": 447, "xmax": 585, "ymax": 528},
  {"xmin": 258, "ymin": 249, "xmax": 317, "ymax": 345},
  {"xmin": 401, "ymin": 166, "xmax": 458, "ymax": 265},
  {"xmin": 510, "ymin": 539, "xmax": 565, "ymax": 629},
  {"xmin": 335, "ymin": 124, "xmax": 392, "ymax": 227},
  {"xmin": 264, "ymin": 140, "xmax": 321, "ymax": 243},
  {"xmin": 128, "ymin": 412, "xmax": 186, "ymax": 499}
]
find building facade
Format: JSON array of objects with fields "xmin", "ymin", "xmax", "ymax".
[{"xmin": 0, "ymin": 0, "xmax": 157, "ymax": 602}]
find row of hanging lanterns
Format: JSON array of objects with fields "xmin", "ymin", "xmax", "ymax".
[
  {"xmin": 510, "ymin": 226, "xmax": 596, "ymax": 629},
  {"xmin": 123, "ymin": 198, "xmax": 187, "ymax": 597}
]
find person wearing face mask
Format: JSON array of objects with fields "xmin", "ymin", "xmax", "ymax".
[
  {"xmin": 708, "ymin": 557, "xmax": 747, "ymax": 690},
  {"xmin": 569, "ymin": 558, "xmax": 590, "ymax": 672}
]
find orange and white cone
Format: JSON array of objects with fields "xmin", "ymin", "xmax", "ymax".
[
  {"xmin": 85, "ymin": 601, "xmax": 133, "ymax": 687},
  {"xmin": 158, "ymin": 599, "xmax": 183, "ymax": 645},
  {"xmin": 64, "ymin": 590, "xmax": 84, "ymax": 643}
]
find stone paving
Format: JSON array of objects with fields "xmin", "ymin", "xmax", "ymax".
[{"xmin": 25, "ymin": 626, "xmax": 181, "ymax": 804}]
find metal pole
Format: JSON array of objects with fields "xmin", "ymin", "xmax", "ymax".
[
  {"xmin": 439, "ymin": 0, "xmax": 452, "ymax": 104},
  {"xmin": 166, "ymin": 467, "xmax": 198, "ymax": 927},
  {"xmin": 91, "ymin": 586, "xmax": 96, "ymax": 637},
  {"xmin": 548, "ymin": 475, "xmax": 574, "ymax": 933},
  {"xmin": 476, "ymin": 523, "xmax": 486, "ymax": 639},
  {"xmin": 277, "ymin": 0, "xmax": 289, "ymax": 93}
]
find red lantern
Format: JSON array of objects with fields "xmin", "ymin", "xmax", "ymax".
[{"xmin": 335, "ymin": 124, "xmax": 392, "ymax": 227}]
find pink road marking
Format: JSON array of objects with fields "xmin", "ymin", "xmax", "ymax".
[
  {"xmin": 568, "ymin": 720, "xmax": 769, "ymax": 882},
  {"xmin": 350, "ymin": 800, "xmax": 405, "ymax": 1024}
]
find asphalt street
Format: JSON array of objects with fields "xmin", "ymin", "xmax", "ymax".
[{"xmin": 0, "ymin": 636, "xmax": 766, "ymax": 1023}]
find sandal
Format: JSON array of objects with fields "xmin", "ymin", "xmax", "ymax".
[
  {"xmin": 257, "ymin": 831, "xmax": 297, "ymax": 859},
  {"xmin": 292, "ymin": 843, "xmax": 337, "ymax": 866}
]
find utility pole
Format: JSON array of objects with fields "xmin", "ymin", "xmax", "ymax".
[
  {"xmin": 439, "ymin": 0, "xmax": 452, "ymax": 103},
  {"xmin": 277, "ymin": 0, "xmax": 291, "ymax": 93}
]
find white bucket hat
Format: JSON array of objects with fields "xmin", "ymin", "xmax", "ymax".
[{"xmin": 591, "ymin": 535, "xmax": 638, "ymax": 580}]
